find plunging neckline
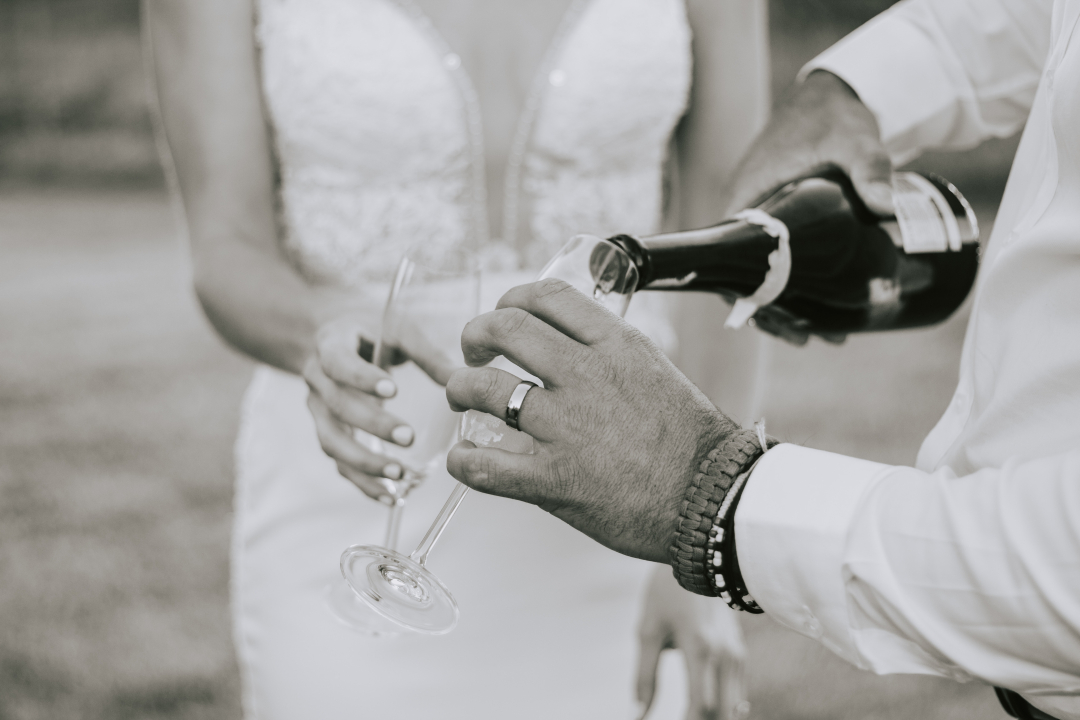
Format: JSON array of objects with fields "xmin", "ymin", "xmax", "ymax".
[{"xmin": 386, "ymin": 0, "xmax": 594, "ymax": 257}]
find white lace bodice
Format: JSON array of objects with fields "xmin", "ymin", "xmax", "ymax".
[{"xmin": 256, "ymin": 0, "xmax": 691, "ymax": 285}]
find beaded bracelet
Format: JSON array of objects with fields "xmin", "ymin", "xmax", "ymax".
[
  {"xmin": 708, "ymin": 461, "xmax": 762, "ymax": 612},
  {"xmin": 669, "ymin": 423, "xmax": 769, "ymax": 596}
]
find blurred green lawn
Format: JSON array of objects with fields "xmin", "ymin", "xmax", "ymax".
[
  {"xmin": 0, "ymin": 191, "xmax": 1006, "ymax": 719},
  {"xmin": 0, "ymin": 192, "xmax": 246, "ymax": 719}
]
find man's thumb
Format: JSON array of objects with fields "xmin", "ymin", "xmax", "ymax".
[{"xmin": 850, "ymin": 152, "xmax": 895, "ymax": 216}]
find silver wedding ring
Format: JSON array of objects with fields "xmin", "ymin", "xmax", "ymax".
[{"xmin": 505, "ymin": 381, "xmax": 537, "ymax": 431}]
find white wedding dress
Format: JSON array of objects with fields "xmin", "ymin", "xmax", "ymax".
[{"xmin": 235, "ymin": 0, "xmax": 700, "ymax": 717}]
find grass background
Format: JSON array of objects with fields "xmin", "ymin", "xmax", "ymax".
[{"xmin": 0, "ymin": 1, "xmax": 1017, "ymax": 718}]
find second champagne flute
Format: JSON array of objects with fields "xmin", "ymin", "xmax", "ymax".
[{"xmin": 328, "ymin": 243, "xmax": 479, "ymax": 633}]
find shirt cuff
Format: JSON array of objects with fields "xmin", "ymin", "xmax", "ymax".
[
  {"xmin": 734, "ymin": 444, "xmax": 893, "ymax": 667},
  {"xmin": 798, "ymin": 10, "xmax": 962, "ymax": 165}
]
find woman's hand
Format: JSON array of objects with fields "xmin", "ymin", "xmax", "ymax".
[
  {"xmin": 303, "ymin": 316, "xmax": 412, "ymax": 502},
  {"xmin": 305, "ymin": 314, "xmax": 460, "ymax": 502},
  {"xmin": 636, "ymin": 567, "xmax": 749, "ymax": 720}
]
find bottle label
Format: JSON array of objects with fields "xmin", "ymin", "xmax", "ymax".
[{"xmin": 892, "ymin": 172, "xmax": 962, "ymax": 253}]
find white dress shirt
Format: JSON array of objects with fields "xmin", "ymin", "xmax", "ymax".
[{"xmin": 735, "ymin": 1, "xmax": 1080, "ymax": 717}]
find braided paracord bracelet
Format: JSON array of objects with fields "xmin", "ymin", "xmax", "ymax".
[{"xmin": 669, "ymin": 428, "xmax": 767, "ymax": 596}]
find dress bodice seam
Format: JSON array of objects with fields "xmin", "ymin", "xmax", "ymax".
[{"xmin": 385, "ymin": 0, "xmax": 596, "ymax": 255}]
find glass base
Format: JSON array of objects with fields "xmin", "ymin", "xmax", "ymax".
[
  {"xmin": 324, "ymin": 581, "xmax": 402, "ymax": 637},
  {"xmin": 339, "ymin": 545, "xmax": 458, "ymax": 635}
]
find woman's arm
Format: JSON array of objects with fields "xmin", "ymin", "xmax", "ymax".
[
  {"xmin": 676, "ymin": 0, "xmax": 770, "ymax": 228},
  {"xmin": 664, "ymin": 0, "xmax": 771, "ymax": 425},
  {"xmin": 144, "ymin": 0, "xmax": 414, "ymax": 500},
  {"xmin": 145, "ymin": 0, "xmax": 332, "ymax": 373}
]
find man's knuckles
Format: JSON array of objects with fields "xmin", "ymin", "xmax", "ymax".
[
  {"xmin": 523, "ymin": 276, "xmax": 575, "ymax": 304},
  {"xmin": 486, "ymin": 307, "xmax": 532, "ymax": 342},
  {"xmin": 450, "ymin": 445, "xmax": 537, "ymax": 501},
  {"xmin": 446, "ymin": 367, "xmax": 514, "ymax": 416},
  {"xmin": 471, "ymin": 367, "xmax": 513, "ymax": 417},
  {"xmin": 564, "ymin": 346, "xmax": 619, "ymax": 392},
  {"xmin": 454, "ymin": 445, "xmax": 495, "ymax": 488},
  {"xmin": 498, "ymin": 277, "xmax": 574, "ymax": 310},
  {"xmin": 460, "ymin": 308, "xmax": 531, "ymax": 365}
]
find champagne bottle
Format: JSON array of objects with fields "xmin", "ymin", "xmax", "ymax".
[{"xmin": 603, "ymin": 168, "xmax": 980, "ymax": 339}]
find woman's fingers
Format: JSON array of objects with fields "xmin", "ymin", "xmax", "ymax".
[
  {"xmin": 682, "ymin": 636, "xmax": 711, "ymax": 720},
  {"xmin": 315, "ymin": 322, "xmax": 397, "ymax": 398},
  {"xmin": 634, "ymin": 623, "xmax": 667, "ymax": 719},
  {"xmin": 459, "ymin": 305, "xmax": 586, "ymax": 384},
  {"xmin": 307, "ymin": 394, "xmax": 405, "ymax": 491},
  {"xmin": 715, "ymin": 650, "xmax": 749, "ymax": 720},
  {"xmin": 336, "ymin": 462, "xmax": 398, "ymax": 504},
  {"xmin": 304, "ymin": 357, "xmax": 415, "ymax": 447},
  {"xmin": 385, "ymin": 314, "xmax": 459, "ymax": 386}
]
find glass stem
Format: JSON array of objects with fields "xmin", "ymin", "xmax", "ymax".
[
  {"xmin": 384, "ymin": 498, "xmax": 405, "ymax": 552},
  {"xmin": 409, "ymin": 483, "xmax": 469, "ymax": 567}
]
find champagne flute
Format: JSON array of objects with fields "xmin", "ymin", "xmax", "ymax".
[
  {"xmin": 327, "ymin": 243, "xmax": 479, "ymax": 634},
  {"xmin": 337, "ymin": 235, "xmax": 637, "ymax": 635}
]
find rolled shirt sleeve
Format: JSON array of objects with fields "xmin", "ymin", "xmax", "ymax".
[
  {"xmin": 800, "ymin": 0, "xmax": 1052, "ymax": 164},
  {"xmin": 736, "ymin": 444, "xmax": 1080, "ymax": 707}
]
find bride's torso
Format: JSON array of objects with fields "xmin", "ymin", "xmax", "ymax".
[{"xmin": 255, "ymin": 0, "xmax": 692, "ymax": 285}]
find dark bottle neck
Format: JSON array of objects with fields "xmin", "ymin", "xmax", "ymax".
[{"xmin": 608, "ymin": 220, "xmax": 773, "ymax": 293}]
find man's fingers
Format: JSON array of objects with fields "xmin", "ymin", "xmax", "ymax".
[
  {"xmin": 849, "ymin": 152, "xmax": 896, "ymax": 216},
  {"xmin": 460, "ymin": 305, "xmax": 584, "ymax": 384},
  {"xmin": 634, "ymin": 626, "xmax": 666, "ymax": 719},
  {"xmin": 721, "ymin": 151, "xmax": 818, "ymax": 217},
  {"xmin": 749, "ymin": 306, "xmax": 810, "ymax": 346},
  {"xmin": 497, "ymin": 278, "xmax": 626, "ymax": 347},
  {"xmin": 446, "ymin": 441, "xmax": 550, "ymax": 504},
  {"xmin": 446, "ymin": 367, "xmax": 555, "ymax": 439}
]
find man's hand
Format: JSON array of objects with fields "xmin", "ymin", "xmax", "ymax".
[
  {"xmin": 445, "ymin": 280, "xmax": 739, "ymax": 564},
  {"xmin": 723, "ymin": 70, "xmax": 894, "ymax": 217}
]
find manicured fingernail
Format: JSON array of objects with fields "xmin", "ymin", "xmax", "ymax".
[
  {"xmin": 383, "ymin": 463, "xmax": 403, "ymax": 481},
  {"xmin": 633, "ymin": 702, "xmax": 647, "ymax": 720},
  {"xmin": 391, "ymin": 425, "xmax": 414, "ymax": 447},
  {"xmin": 375, "ymin": 379, "xmax": 397, "ymax": 398},
  {"xmin": 377, "ymin": 494, "xmax": 395, "ymax": 506}
]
